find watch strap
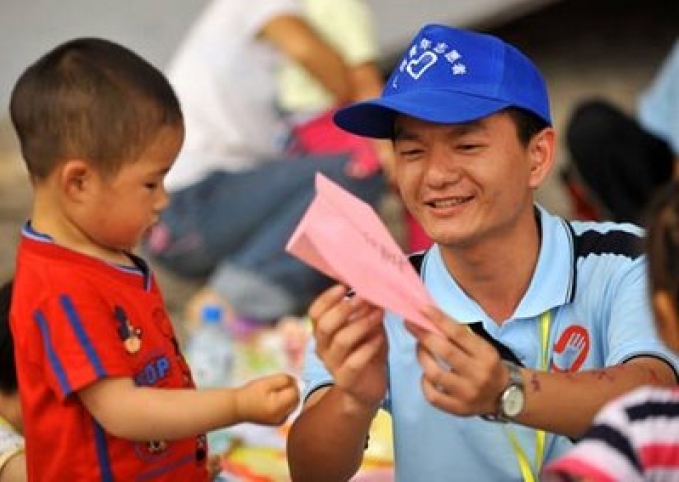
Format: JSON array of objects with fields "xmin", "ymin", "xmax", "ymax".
[{"xmin": 482, "ymin": 361, "xmax": 524, "ymax": 423}]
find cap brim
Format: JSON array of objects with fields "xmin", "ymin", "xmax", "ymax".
[{"xmin": 334, "ymin": 89, "xmax": 512, "ymax": 139}]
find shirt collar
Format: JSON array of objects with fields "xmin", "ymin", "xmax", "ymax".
[{"xmin": 422, "ymin": 205, "xmax": 575, "ymax": 322}]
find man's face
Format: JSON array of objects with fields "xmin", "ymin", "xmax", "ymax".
[{"xmin": 392, "ymin": 112, "xmax": 550, "ymax": 249}]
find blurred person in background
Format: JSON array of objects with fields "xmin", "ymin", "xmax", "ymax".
[
  {"xmin": 563, "ymin": 38, "xmax": 679, "ymax": 224},
  {"xmin": 0, "ymin": 281, "xmax": 26, "ymax": 482},
  {"xmin": 145, "ymin": 0, "xmax": 386, "ymax": 330},
  {"xmin": 277, "ymin": 0, "xmax": 431, "ymax": 252}
]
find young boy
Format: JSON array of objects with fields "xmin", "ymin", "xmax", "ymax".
[
  {"xmin": 8, "ymin": 37, "xmax": 299, "ymax": 481},
  {"xmin": 0, "ymin": 281, "xmax": 26, "ymax": 482}
]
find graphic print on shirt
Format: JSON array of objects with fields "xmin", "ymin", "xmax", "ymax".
[
  {"xmin": 152, "ymin": 304, "xmax": 194, "ymax": 386},
  {"xmin": 551, "ymin": 325, "xmax": 590, "ymax": 372},
  {"xmin": 114, "ymin": 305, "xmax": 173, "ymax": 457},
  {"xmin": 114, "ymin": 305, "xmax": 143, "ymax": 354},
  {"xmin": 149, "ymin": 305, "xmax": 208, "ymax": 464}
]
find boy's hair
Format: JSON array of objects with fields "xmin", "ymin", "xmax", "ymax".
[
  {"xmin": 646, "ymin": 182, "xmax": 679, "ymax": 305},
  {"xmin": 9, "ymin": 37, "xmax": 183, "ymax": 180},
  {"xmin": 0, "ymin": 280, "xmax": 17, "ymax": 395}
]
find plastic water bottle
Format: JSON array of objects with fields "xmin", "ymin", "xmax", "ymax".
[
  {"xmin": 185, "ymin": 304, "xmax": 234, "ymax": 387},
  {"xmin": 184, "ymin": 304, "xmax": 234, "ymax": 454}
]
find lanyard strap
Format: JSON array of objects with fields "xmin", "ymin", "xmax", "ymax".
[{"xmin": 503, "ymin": 310, "xmax": 551, "ymax": 482}]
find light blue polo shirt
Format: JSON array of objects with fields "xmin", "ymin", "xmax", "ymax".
[{"xmin": 302, "ymin": 205, "xmax": 679, "ymax": 481}]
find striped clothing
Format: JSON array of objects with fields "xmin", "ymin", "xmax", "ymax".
[{"xmin": 543, "ymin": 386, "xmax": 679, "ymax": 481}]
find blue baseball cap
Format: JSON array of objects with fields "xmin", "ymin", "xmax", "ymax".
[{"xmin": 334, "ymin": 24, "xmax": 552, "ymax": 138}]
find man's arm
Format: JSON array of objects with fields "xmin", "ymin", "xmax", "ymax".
[
  {"xmin": 260, "ymin": 15, "xmax": 352, "ymax": 106},
  {"xmin": 518, "ymin": 356, "xmax": 675, "ymax": 438},
  {"xmin": 287, "ymin": 284, "xmax": 388, "ymax": 481},
  {"xmin": 287, "ymin": 386, "xmax": 378, "ymax": 482},
  {"xmin": 411, "ymin": 306, "xmax": 677, "ymax": 439}
]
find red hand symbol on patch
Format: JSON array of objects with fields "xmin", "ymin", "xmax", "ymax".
[{"xmin": 551, "ymin": 325, "xmax": 590, "ymax": 373}]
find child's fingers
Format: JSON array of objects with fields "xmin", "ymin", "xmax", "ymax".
[{"xmin": 262, "ymin": 372, "xmax": 298, "ymax": 391}]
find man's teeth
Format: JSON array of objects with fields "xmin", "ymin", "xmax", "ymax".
[{"xmin": 432, "ymin": 198, "xmax": 466, "ymax": 208}]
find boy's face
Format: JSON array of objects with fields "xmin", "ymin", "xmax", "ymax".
[{"xmin": 79, "ymin": 125, "xmax": 183, "ymax": 254}]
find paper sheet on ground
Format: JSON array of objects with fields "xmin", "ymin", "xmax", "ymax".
[{"xmin": 286, "ymin": 173, "xmax": 440, "ymax": 335}]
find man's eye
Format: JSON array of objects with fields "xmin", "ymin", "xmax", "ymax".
[
  {"xmin": 398, "ymin": 149, "xmax": 422, "ymax": 159},
  {"xmin": 145, "ymin": 183, "xmax": 158, "ymax": 189},
  {"xmin": 458, "ymin": 142, "xmax": 484, "ymax": 152}
]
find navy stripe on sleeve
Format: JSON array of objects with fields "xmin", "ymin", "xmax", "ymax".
[
  {"xmin": 33, "ymin": 310, "xmax": 72, "ymax": 395},
  {"xmin": 60, "ymin": 294, "xmax": 107, "ymax": 378},
  {"xmin": 573, "ymin": 229, "xmax": 644, "ymax": 261}
]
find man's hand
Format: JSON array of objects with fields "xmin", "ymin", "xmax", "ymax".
[
  {"xmin": 407, "ymin": 306, "xmax": 508, "ymax": 417},
  {"xmin": 308, "ymin": 284, "xmax": 388, "ymax": 413}
]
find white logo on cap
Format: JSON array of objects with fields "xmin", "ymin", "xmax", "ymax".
[
  {"xmin": 433, "ymin": 42, "xmax": 448, "ymax": 54},
  {"xmin": 452, "ymin": 63, "xmax": 467, "ymax": 75},
  {"xmin": 406, "ymin": 51, "xmax": 437, "ymax": 80},
  {"xmin": 400, "ymin": 37, "xmax": 468, "ymax": 82},
  {"xmin": 394, "ymin": 36, "xmax": 468, "ymax": 88},
  {"xmin": 446, "ymin": 50, "xmax": 461, "ymax": 63}
]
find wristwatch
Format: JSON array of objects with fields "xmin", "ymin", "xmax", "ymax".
[{"xmin": 484, "ymin": 361, "xmax": 525, "ymax": 422}]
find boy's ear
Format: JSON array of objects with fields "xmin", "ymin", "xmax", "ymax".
[
  {"xmin": 653, "ymin": 290, "xmax": 679, "ymax": 354},
  {"xmin": 60, "ymin": 159, "xmax": 93, "ymax": 201}
]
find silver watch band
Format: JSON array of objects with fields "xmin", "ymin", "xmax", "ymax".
[{"xmin": 482, "ymin": 361, "xmax": 525, "ymax": 423}]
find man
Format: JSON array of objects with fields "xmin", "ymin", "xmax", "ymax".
[{"xmin": 286, "ymin": 24, "xmax": 679, "ymax": 481}]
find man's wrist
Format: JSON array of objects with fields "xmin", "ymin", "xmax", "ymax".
[{"xmin": 482, "ymin": 361, "xmax": 525, "ymax": 423}]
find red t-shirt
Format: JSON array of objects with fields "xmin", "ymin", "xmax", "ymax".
[{"xmin": 11, "ymin": 228, "xmax": 209, "ymax": 481}]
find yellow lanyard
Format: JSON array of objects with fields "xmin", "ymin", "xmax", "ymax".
[{"xmin": 503, "ymin": 310, "xmax": 551, "ymax": 482}]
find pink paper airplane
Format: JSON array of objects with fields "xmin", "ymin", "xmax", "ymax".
[{"xmin": 286, "ymin": 173, "xmax": 441, "ymax": 335}]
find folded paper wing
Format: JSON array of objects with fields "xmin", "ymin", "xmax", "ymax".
[{"xmin": 286, "ymin": 173, "xmax": 441, "ymax": 335}]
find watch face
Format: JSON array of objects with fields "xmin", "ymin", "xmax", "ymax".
[{"xmin": 502, "ymin": 386, "xmax": 525, "ymax": 418}]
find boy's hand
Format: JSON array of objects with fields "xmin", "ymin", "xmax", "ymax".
[{"xmin": 234, "ymin": 373, "xmax": 300, "ymax": 425}]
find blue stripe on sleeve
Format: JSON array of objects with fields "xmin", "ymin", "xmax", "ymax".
[
  {"xmin": 33, "ymin": 310, "xmax": 72, "ymax": 395},
  {"xmin": 59, "ymin": 294, "xmax": 107, "ymax": 378},
  {"xmin": 92, "ymin": 420, "xmax": 114, "ymax": 482}
]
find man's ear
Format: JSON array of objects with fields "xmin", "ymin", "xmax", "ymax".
[
  {"xmin": 60, "ymin": 159, "xmax": 93, "ymax": 202},
  {"xmin": 527, "ymin": 127, "xmax": 556, "ymax": 189},
  {"xmin": 653, "ymin": 290, "xmax": 679, "ymax": 354}
]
